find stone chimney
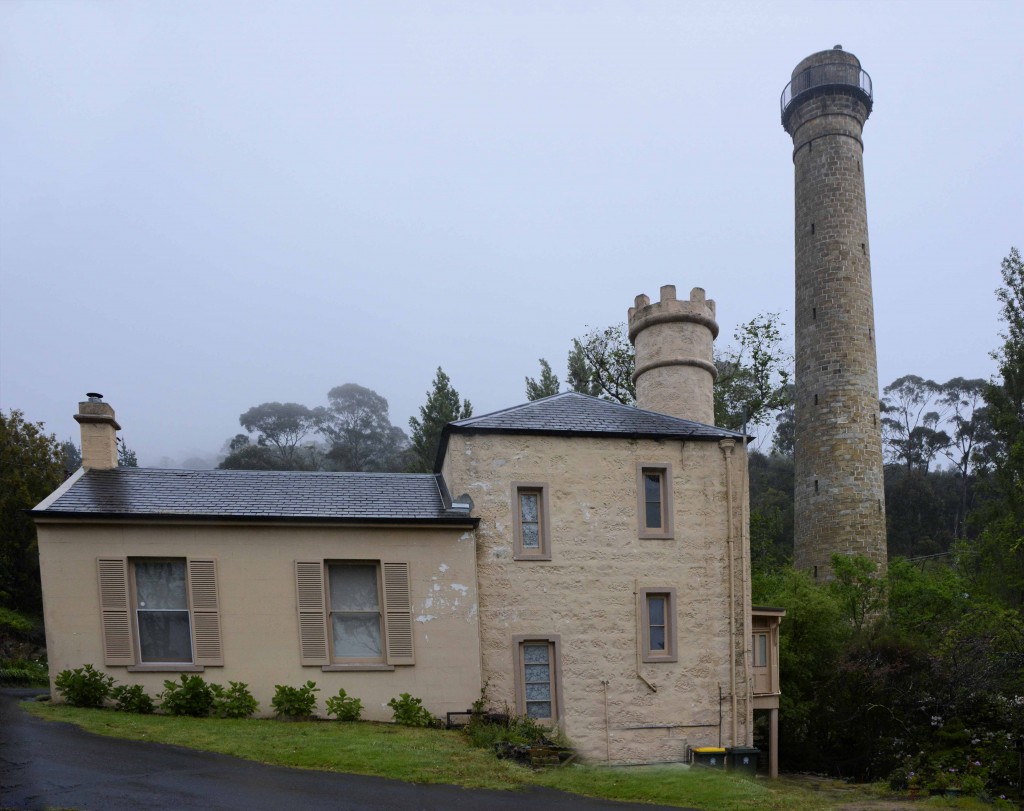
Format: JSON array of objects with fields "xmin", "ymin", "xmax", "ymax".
[
  {"xmin": 628, "ymin": 285, "xmax": 719, "ymax": 424},
  {"xmin": 74, "ymin": 393, "xmax": 121, "ymax": 469}
]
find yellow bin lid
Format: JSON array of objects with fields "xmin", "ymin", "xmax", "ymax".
[{"xmin": 693, "ymin": 747, "xmax": 726, "ymax": 753}]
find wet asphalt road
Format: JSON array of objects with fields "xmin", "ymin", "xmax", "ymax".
[{"xmin": 0, "ymin": 690, "xmax": 693, "ymax": 811}]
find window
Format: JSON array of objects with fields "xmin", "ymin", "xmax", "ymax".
[
  {"xmin": 328, "ymin": 563, "xmax": 383, "ymax": 662},
  {"xmin": 753, "ymin": 632, "xmax": 768, "ymax": 668},
  {"xmin": 96, "ymin": 557, "xmax": 222, "ymax": 669},
  {"xmin": 133, "ymin": 559, "xmax": 191, "ymax": 663},
  {"xmin": 512, "ymin": 482, "xmax": 551, "ymax": 560},
  {"xmin": 636, "ymin": 463, "xmax": 674, "ymax": 539},
  {"xmin": 295, "ymin": 560, "xmax": 414, "ymax": 669},
  {"xmin": 639, "ymin": 587, "xmax": 677, "ymax": 663},
  {"xmin": 512, "ymin": 634, "xmax": 562, "ymax": 724}
]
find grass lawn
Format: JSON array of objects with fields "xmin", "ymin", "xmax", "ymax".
[{"xmin": 24, "ymin": 702, "xmax": 958, "ymax": 810}]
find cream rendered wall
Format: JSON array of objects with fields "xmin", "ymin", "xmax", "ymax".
[
  {"xmin": 36, "ymin": 521, "xmax": 481, "ymax": 720},
  {"xmin": 442, "ymin": 432, "xmax": 752, "ymax": 764}
]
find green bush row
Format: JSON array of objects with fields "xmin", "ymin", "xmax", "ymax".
[{"xmin": 52, "ymin": 665, "xmax": 448, "ymax": 725}]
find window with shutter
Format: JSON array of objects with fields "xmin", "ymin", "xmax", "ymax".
[
  {"xmin": 97, "ymin": 558, "xmax": 134, "ymax": 666},
  {"xmin": 299, "ymin": 560, "xmax": 415, "ymax": 669},
  {"xmin": 382, "ymin": 562, "xmax": 414, "ymax": 665},
  {"xmin": 188, "ymin": 559, "xmax": 222, "ymax": 666},
  {"xmin": 295, "ymin": 561, "xmax": 329, "ymax": 665},
  {"xmin": 97, "ymin": 556, "xmax": 223, "ymax": 669}
]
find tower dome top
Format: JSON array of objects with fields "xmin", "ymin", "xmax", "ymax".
[{"xmin": 781, "ymin": 48, "xmax": 872, "ymax": 129}]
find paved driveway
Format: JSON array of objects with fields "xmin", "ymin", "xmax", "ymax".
[{"xmin": 1, "ymin": 690, "xmax": 693, "ymax": 811}]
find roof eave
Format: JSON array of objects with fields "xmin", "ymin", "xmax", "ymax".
[
  {"xmin": 29, "ymin": 510, "xmax": 479, "ymax": 528},
  {"xmin": 442, "ymin": 425, "xmax": 744, "ymax": 442}
]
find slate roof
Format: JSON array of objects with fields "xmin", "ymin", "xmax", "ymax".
[
  {"xmin": 435, "ymin": 392, "xmax": 744, "ymax": 468},
  {"xmin": 32, "ymin": 468, "xmax": 476, "ymax": 525},
  {"xmin": 449, "ymin": 392, "xmax": 743, "ymax": 438}
]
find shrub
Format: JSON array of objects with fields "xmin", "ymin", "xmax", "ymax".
[
  {"xmin": 388, "ymin": 692, "xmax": 437, "ymax": 727},
  {"xmin": 0, "ymin": 657, "xmax": 48, "ymax": 687},
  {"xmin": 466, "ymin": 708, "xmax": 552, "ymax": 750},
  {"xmin": 211, "ymin": 681, "xmax": 259, "ymax": 719},
  {"xmin": 0, "ymin": 606, "xmax": 36, "ymax": 636},
  {"xmin": 54, "ymin": 664, "xmax": 114, "ymax": 708},
  {"xmin": 271, "ymin": 681, "xmax": 319, "ymax": 718},
  {"xmin": 325, "ymin": 688, "xmax": 362, "ymax": 721},
  {"xmin": 160, "ymin": 674, "xmax": 215, "ymax": 717},
  {"xmin": 111, "ymin": 683, "xmax": 155, "ymax": 714}
]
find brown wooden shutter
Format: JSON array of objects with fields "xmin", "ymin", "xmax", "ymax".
[
  {"xmin": 96, "ymin": 558, "xmax": 134, "ymax": 666},
  {"xmin": 382, "ymin": 562, "xmax": 414, "ymax": 665},
  {"xmin": 187, "ymin": 558, "xmax": 223, "ymax": 666},
  {"xmin": 295, "ymin": 561, "xmax": 328, "ymax": 665}
]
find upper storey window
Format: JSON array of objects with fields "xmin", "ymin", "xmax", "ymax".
[
  {"xmin": 637, "ymin": 463, "xmax": 674, "ymax": 539},
  {"xmin": 513, "ymin": 482, "xmax": 551, "ymax": 560}
]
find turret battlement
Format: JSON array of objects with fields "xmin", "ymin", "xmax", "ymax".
[
  {"xmin": 627, "ymin": 285, "xmax": 719, "ymax": 425},
  {"xmin": 628, "ymin": 285, "xmax": 718, "ymax": 342}
]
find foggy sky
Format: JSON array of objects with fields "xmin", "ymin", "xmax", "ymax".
[{"xmin": 2, "ymin": 1, "xmax": 1021, "ymax": 465}]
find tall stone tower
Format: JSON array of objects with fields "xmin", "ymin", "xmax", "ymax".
[
  {"xmin": 628, "ymin": 285, "xmax": 719, "ymax": 423},
  {"xmin": 781, "ymin": 46, "xmax": 887, "ymax": 577}
]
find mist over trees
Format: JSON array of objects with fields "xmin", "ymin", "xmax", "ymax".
[{"xmin": 218, "ymin": 385, "xmax": 412, "ymax": 473}]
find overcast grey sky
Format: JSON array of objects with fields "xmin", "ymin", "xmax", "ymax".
[{"xmin": 1, "ymin": 1, "xmax": 1021, "ymax": 466}]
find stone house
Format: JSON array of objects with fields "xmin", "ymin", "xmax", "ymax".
[{"xmin": 32, "ymin": 285, "xmax": 783, "ymax": 771}]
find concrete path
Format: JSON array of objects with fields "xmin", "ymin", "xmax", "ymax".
[{"xmin": 1, "ymin": 690, "xmax": 693, "ymax": 811}]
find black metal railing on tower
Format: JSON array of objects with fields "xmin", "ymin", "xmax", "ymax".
[{"xmin": 781, "ymin": 63, "xmax": 872, "ymax": 126}]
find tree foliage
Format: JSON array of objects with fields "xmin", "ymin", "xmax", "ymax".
[
  {"xmin": 319, "ymin": 383, "xmax": 409, "ymax": 472},
  {"xmin": 58, "ymin": 439, "xmax": 81, "ymax": 476},
  {"xmin": 567, "ymin": 314, "xmax": 792, "ymax": 437},
  {"xmin": 524, "ymin": 359, "xmax": 560, "ymax": 401},
  {"xmin": 407, "ymin": 368, "xmax": 472, "ymax": 473},
  {"xmin": 968, "ymin": 247, "xmax": 1024, "ymax": 607},
  {"xmin": 880, "ymin": 375, "xmax": 950, "ymax": 473},
  {"xmin": 117, "ymin": 437, "xmax": 139, "ymax": 468},
  {"xmin": 713, "ymin": 313, "xmax": 792, "ymax": 432},
  {"xmin": 565, "ymin": 342, "xmax": 599, "ymax": 396},
  {"xmin": 755, "ymin": 556, "xmax": 1024, "ymax": 794},
  {"xmin": 218, "ymin": 387, "xmax": 409, "ymax": 473},
  {"xmin": 569, "ymin": 324, "xmax": 636, "ymax": 405},
  {"xmin": 0, "ymin": 410, "xmax": 64, "ymax": 611}
]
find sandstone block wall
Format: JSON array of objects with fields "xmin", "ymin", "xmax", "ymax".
[
  {"xmin": 785, "ymin": 49, "xmax": 887, "ymax": 577},
  {"xmin": 443, "ymin": 432, "xmax": 751, "ymax": 764}
]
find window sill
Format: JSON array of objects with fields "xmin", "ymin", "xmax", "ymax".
[
  {"xmin": 127, "ymin": 664, "xmax": 205, "ymax": 673},
  {"xmin": 641, "ymin": 656, "xmax": 678, "ymax": 664},
  {"xmin": 512, "ymin": 554, "xmax": 552, "ymax": 562},
  {"xmin": 638, "ymin": 533, "xmax": 675, "ymax": 541},
  {"xmin": 321, "ymin": 664, "xmax": 395, "ymax": 672}
]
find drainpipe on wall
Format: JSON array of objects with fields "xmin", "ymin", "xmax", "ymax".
[
  {"xmin": 740, "ymin": 429, "xmax": 754, "ymax": 746},
  {"xmin": 720, "ymin": 438, "xmax": 738, "ymax": 747}
]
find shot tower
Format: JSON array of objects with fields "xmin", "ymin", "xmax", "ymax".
[{"xmin": 781, "ymin": 46, "xmax": 887, "ymax": 577}]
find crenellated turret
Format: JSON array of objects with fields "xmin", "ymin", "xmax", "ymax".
[{"xmin": 628, "ymin": 285, "xmax": 719, "ymax": 424}]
